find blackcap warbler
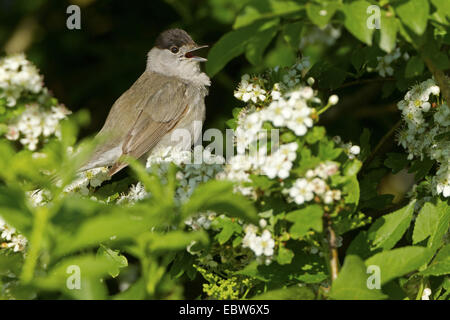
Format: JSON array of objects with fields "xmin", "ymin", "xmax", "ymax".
[{"xmin": 80, "ymin": 29, "xmax": 210, "ymax": 175}]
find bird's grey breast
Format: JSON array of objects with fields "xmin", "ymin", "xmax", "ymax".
[{"xmin": 151, "ymin": 81, "xmax": 208, "ymax": 153}]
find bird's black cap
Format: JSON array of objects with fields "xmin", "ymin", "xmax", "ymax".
[{"xmin": 155, "ymin": 29, "xmax": 196, "ymax": 50}]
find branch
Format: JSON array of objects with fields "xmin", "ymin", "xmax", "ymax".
[
  {"xmin": 337, "ymin": 77, "xmax": 395, "ymax": 90},
  {"xmin": 423, "ymin": 57, "xmax": 450, "ymax": 104},
  {"xmin": 323, "ymin": 212, "xmax": 339, "ymax": 282},
  {"xmin": 361, "ymin": 119, "xmax": 402, "ymax": 172}
]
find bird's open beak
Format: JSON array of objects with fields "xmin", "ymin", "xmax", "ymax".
[{"xmin": 185, "ymin": 45, "xmax": 208, "ymax": 62}]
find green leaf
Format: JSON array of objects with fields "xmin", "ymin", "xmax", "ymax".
[
  {"xmin": 343, "ymin": 159, "xmax": 362, "ymax": 177},
  {"xmin": 0, "ymin": 186, "xmax": 33, "ymax": 236},
  {"xmin": 379, "ymin": 11, "xmax": 398, "ymax": 53},
  {"xmin": 413, "ymin": 199, "xmax": 450, "ymax": 252},
  {"xmin": 351, "ymin": 47, "xmax": 366, "ymax": 71},
  {"xmin": 365, "ymin": 246, "xmax": 432, "ymax": 285},
  {"xmin": 233, "ymin": 0, "xmax": 303, "ymax": 29},
  {"xmin": 113, "ymin": 278, "xmax": 146, "ymax": 300},
  {"xmin": 306, "ymin": 1, "xmax": 340, "ymax": 28},
  {"xmin": 251, "ymin": 285, "xmax": 315, "ymax": 300},
  {"xmin": 367, "ymin": 201, "xmax": 415, "ymax": 251},
  {"xmin": 276, "ymin": 246, "xmax": 294, "ymax": 265},
  {"xmin": 0, "ymin": 252, "xmax": 24, "ymax": 276},
  {"xmin": 182, "ymin": 180, "xmax": 258, "ymax": 223},
  {"xmin": 306, "ymin": 62, "xmax": 347, "ymax": 90},
  {"xmin": 347, "ymin": 231, "xmax": 372, "ymax": 259},
  {"xmin": 282, "ymin": 22, "xmax": 302, "ymax": 49},
  {"xmin": 215, "ymin": 217, "xmax": 242, "ymax": 245},
  {"xmin": 431, "ymin": 0, "xmax": 450, "ymax": 19},
  {"xmin": 206, "ymin": 19, "xmax": 278, "ymax": 77},
  {"xmin": 421, "ymin": 244, "xmax": 450, "ymax": 276},
  {"xmin": 342, "ymin": 1, "xmax": 375, "ymax": 45},
  {"xmin": 286, "ymin": 205, "xmax": 323, "ymax": 239},
  {"xmin": 405, "ymin": 56, "xmax": 425, "ymax": 78},
  {"xmin": 53, "ymin": 208, "xmax": 157, "ymax": 257},
  {"xmin": 147, "ymin": 230, "xmax": 209, "ymax": 252},
  {"xmin": 359, "ymin": 128, "xmax": 371, "ymax": 162},
  {"xmin": 408, "ymin": 157, "xmax": 434, "ymax": 181},
  {"xmin": 33, "ymin": 254, "xmax": 112, "ymax": 298},
  {"xmin": 245, "ymin": 21, "xmax": 278, "ymax": 65},
  {"xmin": 384, "ymin": 152, "xmax": 409, "ymax": 174},
  {"xmin": 330, "ymin": 255, "xmax": 387, "ymax": 300},
  {"xmin": 305, "ymin": 126, "xmax": 326, "ymax": 145},
  {"xmin": 96, "ymin": 244, "xmax": 128, "ymax": 278},
  {"xmin": 394, "ymin": 0, "xmax": 429, "ymax": 35}
]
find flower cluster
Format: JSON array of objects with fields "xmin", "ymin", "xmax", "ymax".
[
  {"xmin": 242, "ymin": 224, "xmax": 275, "ymax": 263},
  {"xmin": 1, "ymin": 54, "xmax": 71, "ymax": 151},
  {"xmin": 0, "ymin": 53, "xmax": 43, "ymax": 107},
  {"xmin": 299, "ymin": 25, "xmax": 342, "ymax": 50},
  {"xmin": 221, "ymin": 69, "xmax": 322, "ymax": 195},
  {"xmin": 64, "ymin": 166, "xmax": 112, "ymax": 196},
  {"xmin": 0, "ymin": 217, "xmax": 27, "ymax": 253},
  {"xmin": 333, "ymin": 136, "xmax": 361, "ymax": 160},
  {"xmin": 395, "ymin": 78, "xmax": 449, "ymax": 197},
  {"xmin": 5, "ymin": 103, "xmax": 70, "ymax": 150},
  {"xmin": 116, "ymin": 182, "xmax": 148, "ymax": 204},
  {"xmin": 118, "ymin": 146, "xmax": 225, "ymax": 205},
  {"xmin": 234, "ymin": 74, "xmax": 268, "ymax": 104},
  {"xmin": 185, "ymin": 211, "xmax": 216, "ymax": 231},
  {"xmin": 285, "ymin": 161, "xmax": 341, "ymax": 205},
  {"xmin": 371, "ymin": 47, "xmax": 410, "ymax": 77}
]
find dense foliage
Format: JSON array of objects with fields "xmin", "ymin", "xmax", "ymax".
[{"xmin": 0, "ymin": 0, "xmax": 449, "ymax": 300}]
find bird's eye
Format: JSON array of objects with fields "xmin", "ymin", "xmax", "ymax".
[{"xmin": 170, "ymin": 46, "xmax": 179, "ymax": 54}]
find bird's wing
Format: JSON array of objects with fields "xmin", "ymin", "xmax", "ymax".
[{"xmin": 108, "ymin": 75, "xmax": 190, "ymax": 175}]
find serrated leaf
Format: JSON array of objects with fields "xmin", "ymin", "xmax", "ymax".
[
  {"xmin": 413, "ymin": 199, "xmax": 450, "ymax": 252},
  {"xmin": 408, "ymin": 157, "xmax": 434, "ymax": 181},
  {"xmin": 394, "ymin": 0, "xmax": 429, "ymax": 35},
  {"xmin": 330, "ymin": 255, "xmax": 387, "ymax": 300},
  {"xmin": 216, "ymin": 218, "xmax": 242, "ymax": 245},
  {"xmin": 96, "ymin": 244, "xmax": 128, "ymax": 278},
  {"xmin": 367, "ymin": 201, "xmax": 415, "ymax": 250},
  {"xmin": 286, "ymin": 205, "xmax": 323, "ymax": 239},
  {"xmin": 305, "ymin": 126, "xmax": 326, "ymax": 145},
  {"xmin": 365, "ymin": 246, "xmax": 432, "ymax": 285},
  {"xmin": 384, "ymin": 152, "xmax": 409, "ymax": 174},
  {"xmin": 342, "ymin": 1, "xmax": 375, "ymax": 45}
]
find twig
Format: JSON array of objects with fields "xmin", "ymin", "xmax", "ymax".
[
  {"xmin": 323, "ymin": 212, "xmax": 339, "ymax": 282},
  {"xmin": 337, "ymin": 77, "xmax": 395, "ymax": 90},
  {"xmin": 423, "ymin": 57, "xmax": 450, "ymax": 104},
  {"xmin": 361, "ymin": 119, "xmax": 402, "ymax": 172}
]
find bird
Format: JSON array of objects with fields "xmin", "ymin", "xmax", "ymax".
[{"xmin": 79, "ymin": 29, "xmax": 210, "ymax": 176}]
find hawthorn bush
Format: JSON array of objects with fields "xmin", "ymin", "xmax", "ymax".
[{"xmin": 0, "ymin": 0, "xmax": 449, "ymax": 300}]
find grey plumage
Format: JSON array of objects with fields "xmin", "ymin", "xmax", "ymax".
[{"xmin": 80, "ymin": 29, "xmax": 210, "ymax": 175}]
